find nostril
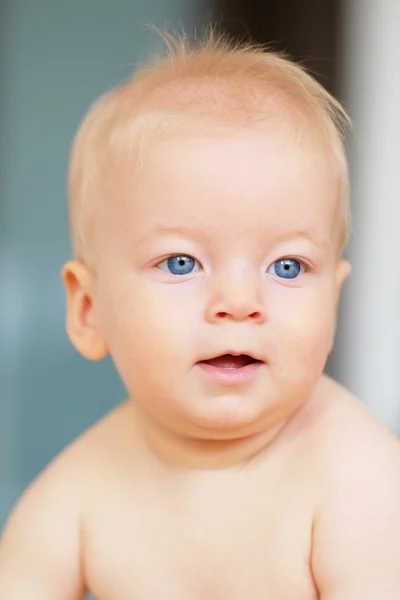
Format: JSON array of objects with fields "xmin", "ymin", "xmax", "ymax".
[{"xmin": 215, "ymin": 311, "xmax": 261, "ymax": 319}]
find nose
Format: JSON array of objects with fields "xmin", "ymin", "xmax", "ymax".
[{"xmin": 204, "ymin": 271, "xmax": 266, "ymax": 324}]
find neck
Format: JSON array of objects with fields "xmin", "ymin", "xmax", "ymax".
[{"xmin": 133, "ymin": 409, "xmax": 291, "ymax": 471}]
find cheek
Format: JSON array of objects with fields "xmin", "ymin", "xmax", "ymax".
[
  {"xmin": 270, "ymin": 284, "xmax": 336, "ymax": 370},
  {"xmin": 101, "ymin": 280, "xmax": 199, "ymax": 380}
]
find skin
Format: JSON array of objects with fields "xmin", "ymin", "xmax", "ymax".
[
  {"xmin": 67, "ymin": 129, "xmax": 349, "ymax": 466},
  {"xmin": 0, "ymin": 127, "xmax": 399, "ymax": 600}
]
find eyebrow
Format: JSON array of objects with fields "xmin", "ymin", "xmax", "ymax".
[
  {"xmin": 138, "ymin": 225, "xmax": 328, "ymax": 251},
  {"xmin": 270, "ymin": 221, "xmax": 335, "ymax": 246},
  {"xmin": 272, "ymin": 230, "xmax": 323, "ymax": 245},
  {"xmin": 137, "ymin": 225, "xmax": 206, "ymax": 245}
]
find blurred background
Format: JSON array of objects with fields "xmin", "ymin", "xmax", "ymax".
[{"xmin": 1, "ymin": 0, "xmax": 399, "ymax": 567}]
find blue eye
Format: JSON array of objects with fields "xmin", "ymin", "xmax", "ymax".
[
  {"xmin": 268, "ymin": 258, "xmax": 304, "ymax": 279},
  {"xmin": 157, "ymin": 255, "xmax": 201, "ymax": 276}
]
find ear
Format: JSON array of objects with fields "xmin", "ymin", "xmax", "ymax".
[
  {"xmin": 61, "ymin": 260, "xmax": 108, "ymax": 361},
  {"xmin": 327, "ymin": 259, "xmax": 352, "ymax": 355},
  {"xmin": 334, "ymin": 259, "xmax": 352, "ymax": 304}
]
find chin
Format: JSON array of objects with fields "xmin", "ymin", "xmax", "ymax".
[{"xmin": 178, "ymin": 391, "xmax": 271, "ymax": 438}]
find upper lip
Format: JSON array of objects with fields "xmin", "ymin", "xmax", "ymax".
[{"xmin": 197, "ymin": 350, "xmax": 265, "ymax": 363}]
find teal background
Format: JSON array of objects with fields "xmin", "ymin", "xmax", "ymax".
[{"xmin": 0, "ymin": 3, "xmax": 211, "ymax": 597}]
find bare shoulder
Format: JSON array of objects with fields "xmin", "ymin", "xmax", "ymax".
[
  {"xmin": 312, "ymin": 374, "xmax": 400, "ymax": 468},
  {"xmin": 0, "ymin": 402, "xmax": 134, "ymax": 598},
  {"xmin": 310, "ymin": 373, "xmax": 400, "ymax": 509},
  {"xmin": 26, "ymin": 400, "xmax": 136, "ymax": 491},
  {"xmin": 62, "ymin": 400, "xmax": 139, "ymax": 470},
  {"xmin": 1, "ymin": 401, "xmax": 136, "ymax": 544},
  {"xmin": 310, "ymin": 375, "xmax": 400, "ymax": 598}
]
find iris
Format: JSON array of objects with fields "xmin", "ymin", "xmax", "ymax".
[{"xmin": 273, "ymin": 258, "xmax": 302, "ymax": 279}]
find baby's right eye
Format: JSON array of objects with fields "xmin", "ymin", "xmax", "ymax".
[{"xmin": 156, "ymin": 254, "xmax": 202, "ymax": 276}]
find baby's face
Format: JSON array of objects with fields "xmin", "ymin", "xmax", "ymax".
[{"xmin": 86, "ymin": 128, "xmax": 349, "ymax": 439}]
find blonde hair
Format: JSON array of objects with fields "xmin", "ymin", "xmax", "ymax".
[{"xmin": 68, "ymin": 28, "xmax": 352, "ymax": 262}]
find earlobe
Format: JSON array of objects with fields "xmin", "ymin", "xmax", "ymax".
[{"xmin": 61, "ymin": 260, "xmax": 109, "ymax": 361}]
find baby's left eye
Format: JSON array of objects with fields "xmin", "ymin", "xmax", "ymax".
[{"xmin": 267, "ymin": 258, "xmax": 305, "ymax": 280}]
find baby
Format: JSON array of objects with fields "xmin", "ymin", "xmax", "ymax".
[{"xmin": 1, "ymin": 29, "xmax": 399, "ymax": 599}]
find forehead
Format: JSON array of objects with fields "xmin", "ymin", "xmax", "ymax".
[{"xmin": 116, "ymin": 129, "xmax": 340, "ymax": 249}]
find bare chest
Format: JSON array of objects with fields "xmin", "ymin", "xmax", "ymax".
[{"xmin": 83, "ymin": 474, "xmax": 317, "ymax": 600}]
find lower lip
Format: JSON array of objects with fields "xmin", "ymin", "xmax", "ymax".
[{"xmin": 196, "ymin": 361, "xmax": 263, "ymax": 384}]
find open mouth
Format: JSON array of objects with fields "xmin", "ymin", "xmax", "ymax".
[
  {"xmin": 196, "ymin": 353, "xmax": 263, "ymax": 384},
  {"xmin": 199, "ymin": 354, "xmax": 261, "ymax": 370}
]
